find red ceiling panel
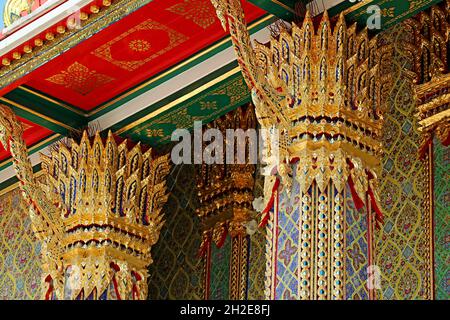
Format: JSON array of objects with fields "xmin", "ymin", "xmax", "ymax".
[{"xmin": 25, "ymin": 0, "xmax": 266, "ymax": 110}]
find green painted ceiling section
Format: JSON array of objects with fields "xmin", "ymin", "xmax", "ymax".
[
  {"xmin": 330, "ymin": 0, "xmax": 443, "ymax": 32},
  {"xmin": 250, "ymin": 0, "xmax": 443, "ymax": 32}
]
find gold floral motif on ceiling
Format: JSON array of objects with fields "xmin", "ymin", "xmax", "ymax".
[
  {"xmin": 128, "ymin": 39, "xmax": 151, "ymax": 52},
  {"xmin": 92, "ymin": 19, "xmax": 189, "ymax": 71},
  {"xmin": 21, "ymin": 122, "xmax": 32, "ymax": 131},
  {"xmin": 45, "ymin": 62, "xmax": 114, "ymax": 95},
  {"xmin": 167, "ymin": 0, "xmax": 217, "ymax": 29}
]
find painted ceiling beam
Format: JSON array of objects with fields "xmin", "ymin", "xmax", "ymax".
[
  {"xmin": 90, "ymin": 18, "xmax": 274, "ymax": 133},
  {"xmin": 0, "ymin": 15, "xmax": 275, "ymax": 186},
  {"xmin": 248, "ymin": 0, "xmax": 345, "ymax": 20},
  {"xmin": 108, "ymin": 62, "xmax": 248, "ymax": 146},
  {"xmin": 0, "ymin": 139, "xmax": 57, "ymax": 182},
  {"xmin": 1, "ymin": 86, "xmax": 87, "ymax": 134}
]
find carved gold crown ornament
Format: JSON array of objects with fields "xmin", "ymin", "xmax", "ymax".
[
  {"xmin": 0, "ymin": 105, "xmax": 171, "ymax": 300},
  {"xmin": 210, "ymin": 0, "xmax": 391, "ymax": 224}
]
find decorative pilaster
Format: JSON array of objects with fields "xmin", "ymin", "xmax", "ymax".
[
  {"xmin": 196, "ymin": 104, "xmax": 257, "ymax": 300},
  {"xmin": 0, "ymin": 105, "xmax": 171, "ymax": 300}
]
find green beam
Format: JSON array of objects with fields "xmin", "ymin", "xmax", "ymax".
[
  {"xmin": 0, "ymin": 163, "xmax": 42, "ymax": 194},
  {"xmin": 2, "ymin": 86, "xmax": 87, "ymax": 134}
]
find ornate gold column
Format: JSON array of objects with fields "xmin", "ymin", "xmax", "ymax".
[
  {"xmin": 0, "ymin": 105, "xmax": 170, "ymax": 300},
  {"xmin": 196, "ymin": 105, "xmax": 257, "ymax": 300},
  {"xmin": 210, "ymin": 0, "xmax": 391, "ymax": 299}
]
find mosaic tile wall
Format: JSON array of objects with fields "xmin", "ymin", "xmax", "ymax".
[
  {"xmin": 433, "ymin": 139, "xmax": 449, "ymax": 300},
  {"xmin": 0, "ymin": 186, "xmax": 41, "ymax": 300},
  {"xmin": 274, "ymin": 186, "xmax": 300, "ymax": 300},
  {"xmin": 375, "ymin": 24, "xmax": 432, "ymax": 300},
  {"xmin": 247, "ymin": 228, "xmax": 267, "ymax": 300},
  {"xmin": 147, "ymin": 163, "xmax": 204, "ymax": 300}
]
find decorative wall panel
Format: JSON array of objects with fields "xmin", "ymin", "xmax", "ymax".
[
  {"xmin": 0, "ymin": 186, "xmax": 41, "ymax": 300},
  {"xmin": 147, "ymin": 163, "xmax": 203, "ymax": 300},
  {"xmin": 247, "ymin": 229, "xmax": 266, "ymax": 300},
  {"xmin": 375, "ymin": 25, "xmax": 432, "ymax": 300},
  {"xmin": 433, "ymin": 139, "xmax": 449, "ymax": 300}
]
